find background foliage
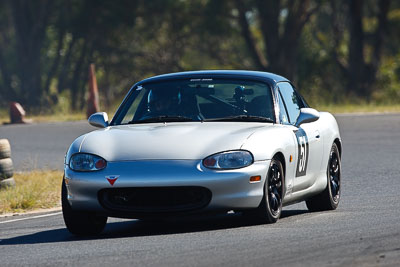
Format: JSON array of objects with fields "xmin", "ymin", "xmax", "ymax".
[{"xmin": 0, "ymin": 0, "xmax": 399, "ymax": 113}]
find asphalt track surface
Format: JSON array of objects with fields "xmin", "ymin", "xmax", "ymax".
[
  {"xmin": 0, "ymin": 121, "xmax": 95, "ymax": 171},
  {"xmin": 1, "ymin": 114, "xmax": 400, "ymax": 266}
]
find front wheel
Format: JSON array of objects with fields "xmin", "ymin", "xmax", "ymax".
[
  {"xmin": 244, "ymin": 159, "xmax": 284, "ymax": 223},
  {"xmin": 62, "ymin": 179, "xmax": 107, "ymax": 236},
  {"xmin": 306, "ymin": 143, "xmax": 341, "ymax": 211}
]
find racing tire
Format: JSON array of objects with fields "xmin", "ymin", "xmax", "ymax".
[
  {"xmin": 62, "ymin": 179, "xmax": 107, "ymax": 236},
  {"xmin": 306, "ymin": 143, "xmax": 341, "ymax": 212},
  {"xmin": 0, "ymin": 158, "xmax": 14, "ymax": 180},
  {"xmin": 244, "ymin": 159, "xmax": 284, "ymax": 224},
  {"xmin": 0, "ymin": 139, "xmax": 11, "ymax": 159}
]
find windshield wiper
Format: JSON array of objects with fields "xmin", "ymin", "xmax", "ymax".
[
  {"xmin": 131, "ymin": 115, "xmax": 195, "ymax": 124},
  {"xmin": 204, "ymin": 115, "xmax": 274, "ymax": 123}
]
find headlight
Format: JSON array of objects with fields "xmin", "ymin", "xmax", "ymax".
[
  {"xmin": 203, "ymin": 150, "xmax": 253, "ymax": 169},
  {"xmin": 69, "ymin": 153, "xmax": 107, "ymax": 171}
]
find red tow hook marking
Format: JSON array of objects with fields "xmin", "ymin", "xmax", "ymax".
[{"xmin": 106, "ymin": 175, "xmax": 119, "ymax": 186}]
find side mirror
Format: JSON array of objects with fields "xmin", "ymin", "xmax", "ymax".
[
  {"xmin": 295, "ymin": 108, "xmax": 319, "ymax": 127},
  {"xmin": 88, "ymin": 112, "xmax": 109, "ymax": 128}
]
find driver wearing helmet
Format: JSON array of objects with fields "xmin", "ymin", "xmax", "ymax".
[{"xmin": 146, "ymin": 88, "xmax": 181, "ymax": 116}]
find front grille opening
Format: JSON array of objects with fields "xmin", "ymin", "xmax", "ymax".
[{"xmin": 98, "ymin": 186, "xmax": 212, "ymax": 213}]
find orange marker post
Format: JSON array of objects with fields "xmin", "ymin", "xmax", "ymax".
[{"xmin": 87, "ymin": 63, "xmax": 100, "ymax": 118}]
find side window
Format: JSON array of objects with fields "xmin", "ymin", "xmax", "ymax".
[
  {"xmin": 278, "ymin": 82, "xmax": 303, "ymax": 125},
  {"xmin": 277, "ymin": 92, "xmax": 289, "ymax": 124}
]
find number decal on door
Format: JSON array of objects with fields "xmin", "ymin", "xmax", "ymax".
[{"xmin": 295, "ymin": 129, "xmax": 309, "ymax": 177}]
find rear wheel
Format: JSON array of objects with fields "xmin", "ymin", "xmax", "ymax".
[
  {"xmin": 306, "ymin": 143, "xmax": 341, "ymax": 211},
  {"xmin": 244, "ymin": 159, "xmax": 284, "ymax": 223},
  {"xmin": 62, "ymin": 179, "xmax": 107, "ymax": 235}
]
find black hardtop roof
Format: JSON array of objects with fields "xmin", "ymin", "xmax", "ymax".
[{"xmin": 136, "ymin": 70, "xmax": 289, "ymax": 85}]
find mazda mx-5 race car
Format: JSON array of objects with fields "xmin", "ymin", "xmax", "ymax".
[{"xmin": 62, "ymin": 70, "xmax": 342, "ymax": 235}]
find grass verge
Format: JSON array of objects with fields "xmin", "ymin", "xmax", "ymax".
[
  {"xmin": 1, "ymin": 104, "xmax": 400, "ymax": 125},
  {"xmin": 26, "ymin": 113, "xmax": 86, "ymax": 123},
  {"xmin": 0, "ymin": 170, "xmax": 62, "ymax": 214},
  {"xmin": 0, "ymin": 112, "xmax": 86, "ymax": 125},
  {"xmin": 314, "ymin": 103, "xmax": 400, "ymax": 114},
  {"xmin": 1, "ymin": 110, "xmax": 118, "ymax": 125}
]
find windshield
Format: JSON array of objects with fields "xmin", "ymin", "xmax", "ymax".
[{"xmin": 112, "ymin": 78, "xmax": 275, "ymax": 125}]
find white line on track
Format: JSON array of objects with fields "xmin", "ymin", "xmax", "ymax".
[{"xmin": 0, "ymin": 211, "xmax": 62, "ymax": 224}]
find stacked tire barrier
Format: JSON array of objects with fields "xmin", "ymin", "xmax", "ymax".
[{"xmin": 0, "ymin": 139, "xmax": 15, "ymax": 189}]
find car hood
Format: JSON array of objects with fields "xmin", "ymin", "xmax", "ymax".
[{"xmin": 76, "ymin": 122, "xmax": 270, "ymax": 161}]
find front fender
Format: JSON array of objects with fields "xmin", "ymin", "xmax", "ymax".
[
  {"xmin": 240, "ymin": 125, "xmax": 296, "ymax": 162},
  {"xmin": 65, "ymin": 134, "xmax": 88, "ymax": 168}
]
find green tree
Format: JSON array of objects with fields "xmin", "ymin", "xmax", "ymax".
[
  {"xmin": 332, "ymin": 0, "xmax": 391, "ymax": 98},
  {"xmin": 235, "ymin": 0, "xmax": 320, "ymax": 81}
]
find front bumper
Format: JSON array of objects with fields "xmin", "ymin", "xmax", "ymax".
[{"xmin": 64, "ymin": 160, "xmax": 269, "ymax": 218}]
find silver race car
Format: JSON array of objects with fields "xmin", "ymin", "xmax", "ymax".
[{"xmin": 63, "ymin": 70, "xmax": 342, "ymax": 235}]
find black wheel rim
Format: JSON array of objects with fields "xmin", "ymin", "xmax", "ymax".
[
  {"xmin": 268, "ymin": 162, "xmax": 282, "ymax": 216},
  {"xmin": 329, "ymin": 149, "xmax": 340, "ymax": 203}
]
